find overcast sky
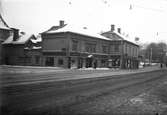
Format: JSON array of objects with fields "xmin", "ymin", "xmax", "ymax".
[{"xmin": 1, "ymin": 0, "xmax": 167, "ymax": 43}]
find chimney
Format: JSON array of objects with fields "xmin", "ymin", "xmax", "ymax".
[
  {"xmin": 59, "ymin": 20, "xmax": 64, "ymax": 27},
  {"xmin": 111, "ymin": 24, "xmax": 115, "ymax": 32},
  {"xmin": 117, "ymin": 28, "xmax": 121, "ymax": 34},
  {"xmin": 11, "ymin": 28, "xmax": 19, "ymax": 41}
]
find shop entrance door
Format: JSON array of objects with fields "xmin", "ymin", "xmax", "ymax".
[{"xmin": 86, "ymin": 58, "xmax": 93, "ymax": 68}]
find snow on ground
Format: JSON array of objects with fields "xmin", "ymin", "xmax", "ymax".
[
  {"xmin": 125, "ymin": 80, "xmax": 167, "ymax": 114},
  {"xmin": 0, "ymin": 65, "xmax": 162, "ymax": 74}
]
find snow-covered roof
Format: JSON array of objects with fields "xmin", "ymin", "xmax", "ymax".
[
  {"xmin": 0, "ymin": 14, "xmax": 11, "ymax": 30},
  {"xmin": 101, "ymin": 30, "xmax": 139, "ymax": 46},
  {"xmin": 0, "ymin": 24, "xmax": 11, "ymax": 30},
  {"xmin": 30, "ymin": 36, "xmax": 41, "ymax": 43},
  {"xmin": 113, "ymin": 31, "xmax": 125, "ymax": 40},
  {"xmin": 32, "ymin": 46, "xmax": 42, "ymax": 49},
  {"xmin": 24, "ymin": 46, "xmax": 42, "ymax": 50},
  {"xmin": 2, "ymin": 34, "xmax": 35, "ymax": 44},
  {"xmin": 44, "ymin": 24, "xmax": 112, "ymax": 41},
  {"xmin": 101, "ymin": 30, "xmax": 124, "ymax": 40}
]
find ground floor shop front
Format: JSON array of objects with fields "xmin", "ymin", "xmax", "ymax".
[
  {"xmin": 43, "ymin": 52, "xmax": 139, "ymax": 69},
  {"xmin": 43, "ymin": 52, "xmax": 109, "ymax": 69},
  {"xmin": 109, "ymin": 55, "xmax": 139, "ymax": 69}
]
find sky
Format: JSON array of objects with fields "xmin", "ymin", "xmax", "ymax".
[{"xmin": 1, "ymin": 0, "xmax": 167, "ymax": 43}]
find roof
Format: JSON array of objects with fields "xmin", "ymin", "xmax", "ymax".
[
  {"xmin": 24, "ymin": 46, "xmax": 42, "ymax": 50},
  {"xmin": 43, "ymin": 24, "xmax": 112, "ymax": 41},
  {"xmin": 0, "ymin": 14, "xmax": 11, "ymax": 30},
  {"xmin": 101, "ymin": 30, "xmax": 124, "ymax": 40},
  {"xmin": 30, "ymin": 36, "xmax": 42, "ymax": 43},
  {"xmin": 2, "ymin": 34, "xmax": 35, "ymax": 44},
  {"xmin": 101, "ymin": 30, "xmax": 139, "ymax": 46}
]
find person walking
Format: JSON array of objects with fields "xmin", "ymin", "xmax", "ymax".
[{"xmin": 160, "ymin": 63, "xmax": 163, "ymax": 68}]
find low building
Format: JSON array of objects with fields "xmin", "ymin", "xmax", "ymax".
[{"xmin": 2, "ymin": 29, "xmax": 42, "ymax": 66}]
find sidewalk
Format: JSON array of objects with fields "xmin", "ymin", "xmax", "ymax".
[
  {"xmin": 0, "ymin": 65, "xmax": 68, "ymax": 74},
  {"xmin": 1, "ymin": 65, "xmax": 164, "ymax": 87},
  {"xmin": 0, "ymin": 65, "xmax": 162, "ymax": 75},
  {"xmin": 67, "ymin": 66, "xmax": 162, "ymax": 81}
]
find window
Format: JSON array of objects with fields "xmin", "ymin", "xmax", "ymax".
[
  {"xmin": 85, "ymin": 43, "xmax": 96, "ymax": 53},
  {"xmin": 61, "ymin": 48, "xmax": 66, "ymax": 51},
  {"xmin": 45, "ymin": 57, "xmax": 54, "ymax": 66},
  {"xmin": 58, "ymin": 59, "xmax": 64, "ymax": 65},
  {"xmin": 101, "ymin": 59, "xmax": 106, "ymax": 64},
  {"xmin": 72, "ymin": 40, "xmax": 78, "ymax": 51},
  {"xmin": 35, "ymin": 56, "xmax": 40, "ymax": 64},
  {"xmin": 102, "ymin": 45, "xmax": 107, "ymax": 53}
]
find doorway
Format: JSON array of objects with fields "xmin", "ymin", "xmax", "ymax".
[
  {"xmin": 45, "ymin": 57, "xmax": 54, "ymax": 66},
  {"xmin": 86, "ymin": 58, "xmax": 93, "ymax": 68}
]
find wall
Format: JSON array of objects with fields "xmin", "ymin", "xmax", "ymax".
[
  {"xmin": 42, "ymin": 33, "xmax": 68, "ymax": 52},
  {"xmin": 25, "ymin": 49, "xmax": 42, "ymax": 66},
  {"xmin": 123, "ymin": 41, "xmax": 139, "ymax": 58},
  {"xmin": 69, "ymin": 32, "xmax": 110, "ymax": 54},
  {"xmin": 4, "ymin": 44, "xmax": 25, "ymax": 65}
]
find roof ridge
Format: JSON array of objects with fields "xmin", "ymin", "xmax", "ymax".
[{"xmin": 0, "ymin": 13, "xmax": 9, "ymax": 28}]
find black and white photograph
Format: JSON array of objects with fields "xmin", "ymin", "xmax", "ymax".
[{"xmin": 1, "ymin": 0, "xmax": 167, "ymax": 115}]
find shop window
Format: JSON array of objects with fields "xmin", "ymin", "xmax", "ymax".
[
  {"xmin": 45, "ymin": 57, "xmax": 54, "ymax": 66},
  {"xmin": 101, "ymin": 59, "xmax": 106, "ymax": 64},
  {"xmin": 101, "ymin": 59, "xmax": 106, "ymax": 67},
  {"xmin": 58, "ymin": 59, "xmax": 64, "ymax": 65}
]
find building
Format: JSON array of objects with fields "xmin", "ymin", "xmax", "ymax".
[
  {"xmin": 101, "ymin": 25, "xmax": 139, "ymax": 69},
  {"xmin": 1, "ymin": 19, "xmax": 139, "ymax": 69},
  {"xmin": 41, "ymin": 21, "xmax": 112, "ymax": 68},
  {"xmin": 41, "ymin": 21, "xmax": 139, "ymax": 69},
  {"xmin": 0, "ymin": 14, "xmax": 12, "ymax": 64},
  {"xmin": 2, "ymin": 29, "xmax": 42, "ymax": 66}
]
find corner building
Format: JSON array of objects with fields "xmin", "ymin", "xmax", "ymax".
[{"xmin": 41, "ymin": 21, "xmax": 139, "ymax": 69}]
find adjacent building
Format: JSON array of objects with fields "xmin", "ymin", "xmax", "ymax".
[
  {"xmin": 101, "ymin": 25, "xmax": 139, "ymax": 69},
  {"xmin": 2, "ymin": 29, "xmax": 42, "ymax": 66}
]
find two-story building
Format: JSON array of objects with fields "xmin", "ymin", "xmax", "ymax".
[
  {"xmin": 41, "ymin": 21, "xmax": 139, "ymax": 69},
  {"xmin": 41, "ymin": 21, "xmax": 112, "ymax": 68},
  {"xmin": 101, "ymin": 25, "xmax": 139, "ymax": 69}
]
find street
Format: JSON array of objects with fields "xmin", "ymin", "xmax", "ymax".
[{"xmin": 1, "ymin": 66, "xmax": 167, "ymax": 115}]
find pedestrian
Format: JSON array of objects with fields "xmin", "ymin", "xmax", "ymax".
[
  {"xmin": 93, "ymin": 60, "xmax": 97, "ymax": 69},
  {"xmin": 160, "ymin": 63, "xmax": 163, "ymax": 68}
]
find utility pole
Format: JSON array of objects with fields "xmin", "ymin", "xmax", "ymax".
[
  {"xmin": 120, "ymin": 39, "xmax": 124, "ymax": 69},
  {"xmin": 150, "ymin": 48, "xmax": 152, "ymax": 65}
]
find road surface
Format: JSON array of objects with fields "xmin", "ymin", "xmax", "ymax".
[{"xmin": 1, "ymin": 67, "xmax": 167, "ymax": 115}]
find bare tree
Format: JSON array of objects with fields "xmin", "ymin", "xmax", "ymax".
[{"xmin": 141, "ymin": 42, "xmax": 167, "ymax": 63}]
